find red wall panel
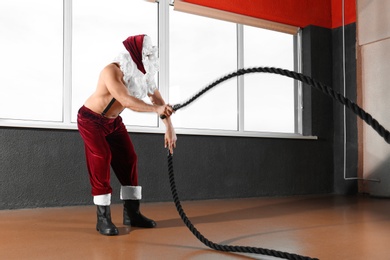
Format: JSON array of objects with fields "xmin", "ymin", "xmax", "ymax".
[
  {"xmin": 332, "ymin": 0, "xmax": 356, "ymax": 28},
  {"xmin": 183, "ymin": 0, "xmax": 356, "ymax": 29}
]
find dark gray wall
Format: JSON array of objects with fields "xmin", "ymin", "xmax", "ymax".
[
  {"xmin": 332, "ymin": 23, "xmax": 358, "ymax": 194},
  {"xmin": 302, "ymin": 24, "xmax": 358, "ymax": 195},
  {"xmin": 0, "ymin": 24, "xmax": 358, "ymax": 210},
  {"xmin": 0, "ymin": 128, "xmax": 333, "ymax": 210}
]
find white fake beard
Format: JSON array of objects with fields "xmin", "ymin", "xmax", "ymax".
[{"xmin": 142, "ymin": 36, "xmax": 160, "ymax": 76}]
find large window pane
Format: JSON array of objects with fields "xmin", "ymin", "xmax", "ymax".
[
  {"xmin": 72, "ymin": 0, "xmax": 158, "ymax": 126},
  {"xmin": 0, "ymin": 0, "xmax": 300, "ymax": 137},
  {"xmin": 243, "ymin": 26, "xmax": 295, "ymax": 133},
  {"xmin": 0, "ymin": 0, "xmax": 63, "ymax": 121},
  {"xmin": 170, "ymin": 11, "xmax": 237, "ymax": 130}
]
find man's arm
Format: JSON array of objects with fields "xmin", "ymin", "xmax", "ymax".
[
  {"xmin": 149, "ymin": 89, "xmax": 177, "ymax": 153},
  {"xmin": 148, "ymin": 89, "xmax": 174, "ymax": 127}
]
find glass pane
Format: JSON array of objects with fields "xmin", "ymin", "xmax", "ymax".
[
  {"xmin": 0, "ymin": 0, "xmax": 63, "ymax": 121},
  {"xmin": 72, "ymin": 0, "xmax": 158, "ymax": 126},
  {"xmin": 243, "ymin": 26, "xmax": 295, "ymax": 133},
  {"xmin": 170, "ymin": 11, "xmax": 237, "ymax": 130}
]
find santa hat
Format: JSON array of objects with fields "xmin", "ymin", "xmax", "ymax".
[{"xmin": 123, "ymin": 34, "xmax": 146, "ymax": 74}]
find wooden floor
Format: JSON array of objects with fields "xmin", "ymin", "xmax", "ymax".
[{"xmin": 1, "ymin": 195, "xmax": 389, "ymax": 260}]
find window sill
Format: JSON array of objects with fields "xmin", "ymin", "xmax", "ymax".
[{"xmin": 0, "ymin": 119, "xmax": 317, "ymax": 140}]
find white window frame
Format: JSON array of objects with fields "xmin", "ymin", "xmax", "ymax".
[{"xmin": 0, "ymin": 0, "xmax": 315, "ymax": 140}]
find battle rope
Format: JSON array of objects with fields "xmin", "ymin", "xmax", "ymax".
[
  {"xmin": 163, "ymin": 67, "xmax": 390, "ymax": 144},
  {"xmin": 167, "ymin": 152, "xmax": 318, "ymax": 260},
  {"xmin": 165, "ymin": 67, "xmax": 390, "ymax": 260}
]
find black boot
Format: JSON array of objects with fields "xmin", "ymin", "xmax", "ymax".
[
  {"xmin": 123, "ymin": 200, "xmax": 156, "ymax": 228},
  {"xmin": 96, "ymin": 205, "xmax": 119, "ymax": 236}
]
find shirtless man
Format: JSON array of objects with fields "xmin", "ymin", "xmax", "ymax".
[{"xmin": 77, "ymin": 35, "xmax": 176, "ymax": 236}]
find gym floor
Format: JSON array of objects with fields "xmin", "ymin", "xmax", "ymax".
[{"xmin": 0, "ymin": 195, "xmax": 389, "ymax": 260}]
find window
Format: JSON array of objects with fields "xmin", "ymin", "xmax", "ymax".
[
  {"xmin": 169, "ymin": 11, "xmax": 237, "ymax": 130},
  {"xmin": 169, "ymin": 8, "xmax": 296, "ymax": 134},
  {"xmin": 72, "ymin": 0, "xmax": 158, "ymax": 127},
  {"xmin": 243, "ymin": 25, "xmax": 295, "ymax": 133},
  {"xmin": 0, "ymin": 0, "xmax": 63, "ymax": 122},
  {"xmin": 0, "ymin": 0, "xmax": 303, "ymax": 138}
]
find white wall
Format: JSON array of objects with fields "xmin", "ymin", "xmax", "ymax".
[{"xmin": 358, "ymin": 0, "xmax": 390, "ymax": 196}]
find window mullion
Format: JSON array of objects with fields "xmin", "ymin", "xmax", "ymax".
[
  {"xmin": 294, "ymin": 30, "xmax": 303, "ymax": 134},
  {"xmin": 237, "ymin": 24, "xmax": 244, "ymax": 132},
  {"xmin": 158, "ymin": 0, "xmax": 170, "ymax": 130},
  {"xmin": 63, "ymin": 0, "xmax": 72, "ymax": 124}
]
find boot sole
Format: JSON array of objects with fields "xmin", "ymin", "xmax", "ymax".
[
  {"xmin": 123, "ymin": 222, "xmax": 156, "ymax": 228},
  {"xmin": 96, "ymin": 227, "xmax": 119, "ymax": 236}
]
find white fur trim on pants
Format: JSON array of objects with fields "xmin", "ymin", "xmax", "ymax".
[
  {"xmin": 93, "ymin": 193, "xmax": 111, "ymax": 206},
  {"xmin": 120, "ymin": 186, "xmax": 142, "ymax": 200}
]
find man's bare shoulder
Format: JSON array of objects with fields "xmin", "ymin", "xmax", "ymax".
[
  {"xmin": 92, "ymin": 63, "xmax": 121, "ymax": 94},
  {"xmin": 99, "ymin": 63, "xmax": 127, "ymax": 94},
  {"xmin": 101, "ymin": 63, "xmax": 122, "ymax": 78}
]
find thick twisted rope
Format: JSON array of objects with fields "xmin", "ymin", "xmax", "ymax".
[
  {"xmin": 165, "ymin": 67, "xmax": 390, "ymax": 260},
  {"xmin": 167, "ymin": 67, "xmax": 390, "ymax": 144},
  {"xmin": 167, "ymin": 152, "xmax": 318, "ymax": 260}
]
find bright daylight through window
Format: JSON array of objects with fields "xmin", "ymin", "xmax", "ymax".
[
  {"xmin": 0, "ymin": 0, "xmax": 299, "ymax": 137},
  {"xmin": 0, "ymin": 0, "xmax": 63, "ymax": 122},
  {"xmin": 170, "ymin": 10, "xmax": 238, "ymax": 131},
  {"xmin": 72, "ymin": 0, "xmax": 158, "ymax": 127}
]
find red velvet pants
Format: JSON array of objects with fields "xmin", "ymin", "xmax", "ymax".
[{"xmin": 77, "ymin": 106, "xmax": 138, "ymax": 196}]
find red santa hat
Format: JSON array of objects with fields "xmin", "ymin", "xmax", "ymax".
[{"xmin": 122, "ymin": 34, "xmax": 146, "ymax": 74}]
